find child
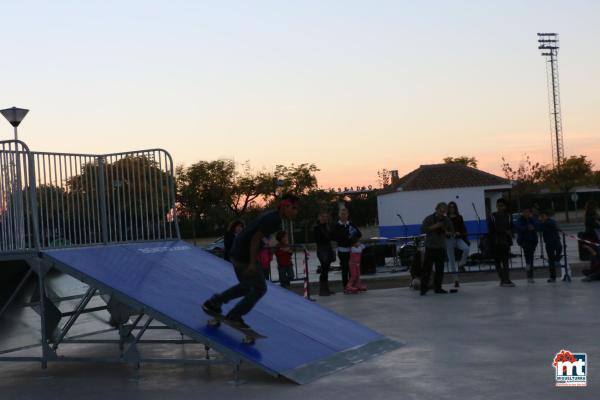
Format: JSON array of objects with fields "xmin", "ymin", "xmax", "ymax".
[
  {"xmin": 538, "ymin": 210, "xmax": 562, "ymax": 282},
  {"xmin": 345, "ymin": 238, "xmax": 367, "ymax": 294},
  {"xmin": 257, "ymin": 236, "xmax": 274, "ymax": 280},
  {"xmin": 274, "ymin": 231, "xmax": 295, "ymax": 289}
]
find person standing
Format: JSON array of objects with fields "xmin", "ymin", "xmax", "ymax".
[
  {"xmin": 420, "ymin": 202, "xmax": 454, "ymax": 295},
  {"xmin": 345, "ymin": 239, "xmax": 367, "ymax": 294},
  {"xmin": 538, "ymin": 210, "xmax": 562, "ymax": 282},
  {"xmin": 314, "ymin": 212, "xmax": 335, "ymax": 296},
  {"xmin": 274, "ymin": 231, "xmax": 294, "ymax": 289},
  {"xmin": 584, "ymin": 200, "xmax": 600, "ymax": 243},
  {"xmin": 224, "ymin": 220, "xmax": 244, "ymax": 262},
  {"xmin": 446, "ymin": 201, "xmax": 470, "ymax": 288},
  {"xmin": 514, "ymin": 208, "xmax": 539, "ymax": 283},
  {"xmin": 333, "ymin": 208, "xmax": 362, "ymax": 288},
  {"xmin": 202, "ymin": 194, "xmax": 299, "ymax": 329},
  {"xmin": 488, "ymin": 198, "xmax": 515, "ymax": 287}
]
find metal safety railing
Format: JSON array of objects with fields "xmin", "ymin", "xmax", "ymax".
[
  {"xmin": 0, "ymin": 140, "xmax": 179, "ymax": 253},
  {"xmin": 0, "ymin": 141, "xmax": 38, "ymax": 252}
]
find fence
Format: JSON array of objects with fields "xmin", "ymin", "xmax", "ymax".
[{"xmin": 0, "ymin": 140, "xmax": 179, "ymax": 254}]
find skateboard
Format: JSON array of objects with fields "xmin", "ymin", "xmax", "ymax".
[{"xmin": 204, "ymin": 311, "xmax": 266, "ymax": 345}]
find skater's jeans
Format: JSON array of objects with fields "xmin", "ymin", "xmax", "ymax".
[
  {"xmin": 212, "ymin": 259, "xmax": 267, "ymax": 317},
  {"xmin": 445, "ymin": 238, "xmax": 469, "ymax": 279}
]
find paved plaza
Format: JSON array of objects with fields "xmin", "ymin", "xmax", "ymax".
[{"xmin": 0, "ymin": 278, "xmax": 597, "ymax": 399}]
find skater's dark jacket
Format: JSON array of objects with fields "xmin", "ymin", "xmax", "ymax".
[{"xmin": 333, "ymin": 221, "xmax": 362, "ymax": 250}]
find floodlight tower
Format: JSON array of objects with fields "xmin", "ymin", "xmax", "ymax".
[{"xmin": 537, "ymin": 33, "xmax": 564, "ymax": 167}]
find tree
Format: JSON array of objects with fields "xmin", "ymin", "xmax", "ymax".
[
  {"xmin": 176, "ymin": 159, "xmax": 237, "ymax": 237},
  {"xmin": 377, "ymin": 169, "xmax": 390, "ymax": 188},
  {"xmin": 263, "ymin": 163, "xmax": 320, "ymax": 201},
  {"xmin": 593, "ymin": 170, "xmax": 600, "ymax": 187},
  {"xmin": 443, "ymin": 156, "xmax": 478, "ymax": 169},
  {"xmin": 501, "ymin": 154, "xmax": 546, "ymax": 210},
  {"xmin": 542, "ymin": 155, "xmax": 594, "ymax": 221}
]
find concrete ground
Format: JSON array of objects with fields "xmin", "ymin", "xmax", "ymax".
[{"xmin": 0, "ymin": 278, "xmax": 598, "ymax": 399}]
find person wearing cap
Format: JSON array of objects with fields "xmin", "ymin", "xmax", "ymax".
[
  {"xmin": 420, "ymin": 202, "xmax": 454, "ymax": 295},
  {"xmin": 203, "ymin": 194, "xmax": 300, "ymax": 329}
]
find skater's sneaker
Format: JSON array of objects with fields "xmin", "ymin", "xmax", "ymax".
[
  {"xmin": 501, "ymin": 281, "xmax": 516, "ymax": 287},
  {"xmin": 454, "ymin": 280, "xmax": 460, "ymax": 288},
  {"xmin": 357, "ymin": 285, "xmax": 367, "ymax": 292},
  {"xmin": 225, "ymin": 314, "xmax": 250, "ymax": 330},
  {"xmin": 327, "ymin": 289, "xmax": 336, "ymax": 295},
  {"xmin": 547, "ymin": 278, "xmax": 556, "ymax": 283},
  {"xmin": 202, "ymin": 299, "xmax": 222, "ymax": 316},
  {"xmin": 434, "ymin": 288, "xmax": 448, "ymax": 294},
  {"xmin": 344, "ymin": 286, "xmax": 359, "ymax": 294}
]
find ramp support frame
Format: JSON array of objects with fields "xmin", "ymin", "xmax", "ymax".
[{"xmin": 0, "ymin": 255, "xmax": 242, "ymax": 380}]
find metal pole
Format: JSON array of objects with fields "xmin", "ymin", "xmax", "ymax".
[
  {"xmin": 549, "ymin": 53, "xmax": 561, "ymax": 166},
  {"xmin": 13, "ymin": 126, "xmax": 18, "ymax": 141}
]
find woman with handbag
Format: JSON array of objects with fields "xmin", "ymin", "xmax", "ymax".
[{"xmin": 314, "ymin": 212, "xmax": 336, "ymax": 296}]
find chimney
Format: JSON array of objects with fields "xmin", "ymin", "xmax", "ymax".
[{"xmin": 390, "ymin": 170, "xmax": 400, "ymax": 186}]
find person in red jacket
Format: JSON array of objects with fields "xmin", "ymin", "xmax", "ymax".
[{"xmin": 275, "ymin": 231, "xmax": 295, "ymax": 289}]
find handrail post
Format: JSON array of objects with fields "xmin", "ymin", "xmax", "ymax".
[{"xmin": 97, "ymin": 156, "xmax": 109, "ymax": 244}]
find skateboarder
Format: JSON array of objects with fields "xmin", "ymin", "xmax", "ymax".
[{"xmin": 202, "ymin": 194, "xmax": 300, "ymax": 329}]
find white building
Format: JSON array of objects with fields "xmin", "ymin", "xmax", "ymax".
[{"xmin": 377, "ymin": 164, "xmax": 512, "ymax": 238}]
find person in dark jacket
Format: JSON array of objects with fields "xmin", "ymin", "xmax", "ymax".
[
  {"xmin": 538, "ymin": 210, "xmax": 562, "ymax": 282},
  {"xmin": 314, "ymin": 211, "xmax": 335, "ymax": 296},
  {"xmin": 421, "ymin": 202, "xmax": 454, "ymax": 295},
  {"xmin": 333, "ymin": 208, "xmax": 362, "ymax": 288},
  {"xmin": 514, "ymin": 208, "xmax": 539, "ymax": 283},
  {"xmin": 584, "ymin": 200, "xmax": 600, "ymax": 243},
  {"xmin": 487, "ymin": 198, "xmax": 515, "ymax": 287},
  {"xmin": 224, "ymin": 220, "xmax": 245, "ymax": 262}
]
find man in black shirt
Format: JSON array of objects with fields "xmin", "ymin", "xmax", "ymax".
[
  {"xmin": 203, "ymin": 194, "xmax": 300, "ymax": 329},
  {"xmin": 487, "ymin": 198, "xmax": 515, "ymax": 287}
]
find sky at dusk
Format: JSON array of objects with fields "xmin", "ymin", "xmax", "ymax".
[{"xmin": 2, "ymin": 1, "xmax": 599, "ymax": 189}]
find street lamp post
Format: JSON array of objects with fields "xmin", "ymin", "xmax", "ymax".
[
  {"xmin": 0, "ymin": 107, "xmax": 29, "ymax": 140},
  {"xmin": 0, "ymin": 106, "xmax": 29, "ymax": 249}
]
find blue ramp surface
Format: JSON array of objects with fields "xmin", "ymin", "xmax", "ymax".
[{"xmin": 42, "ymin": 241, "xmax": 400, "ymax": 383}]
